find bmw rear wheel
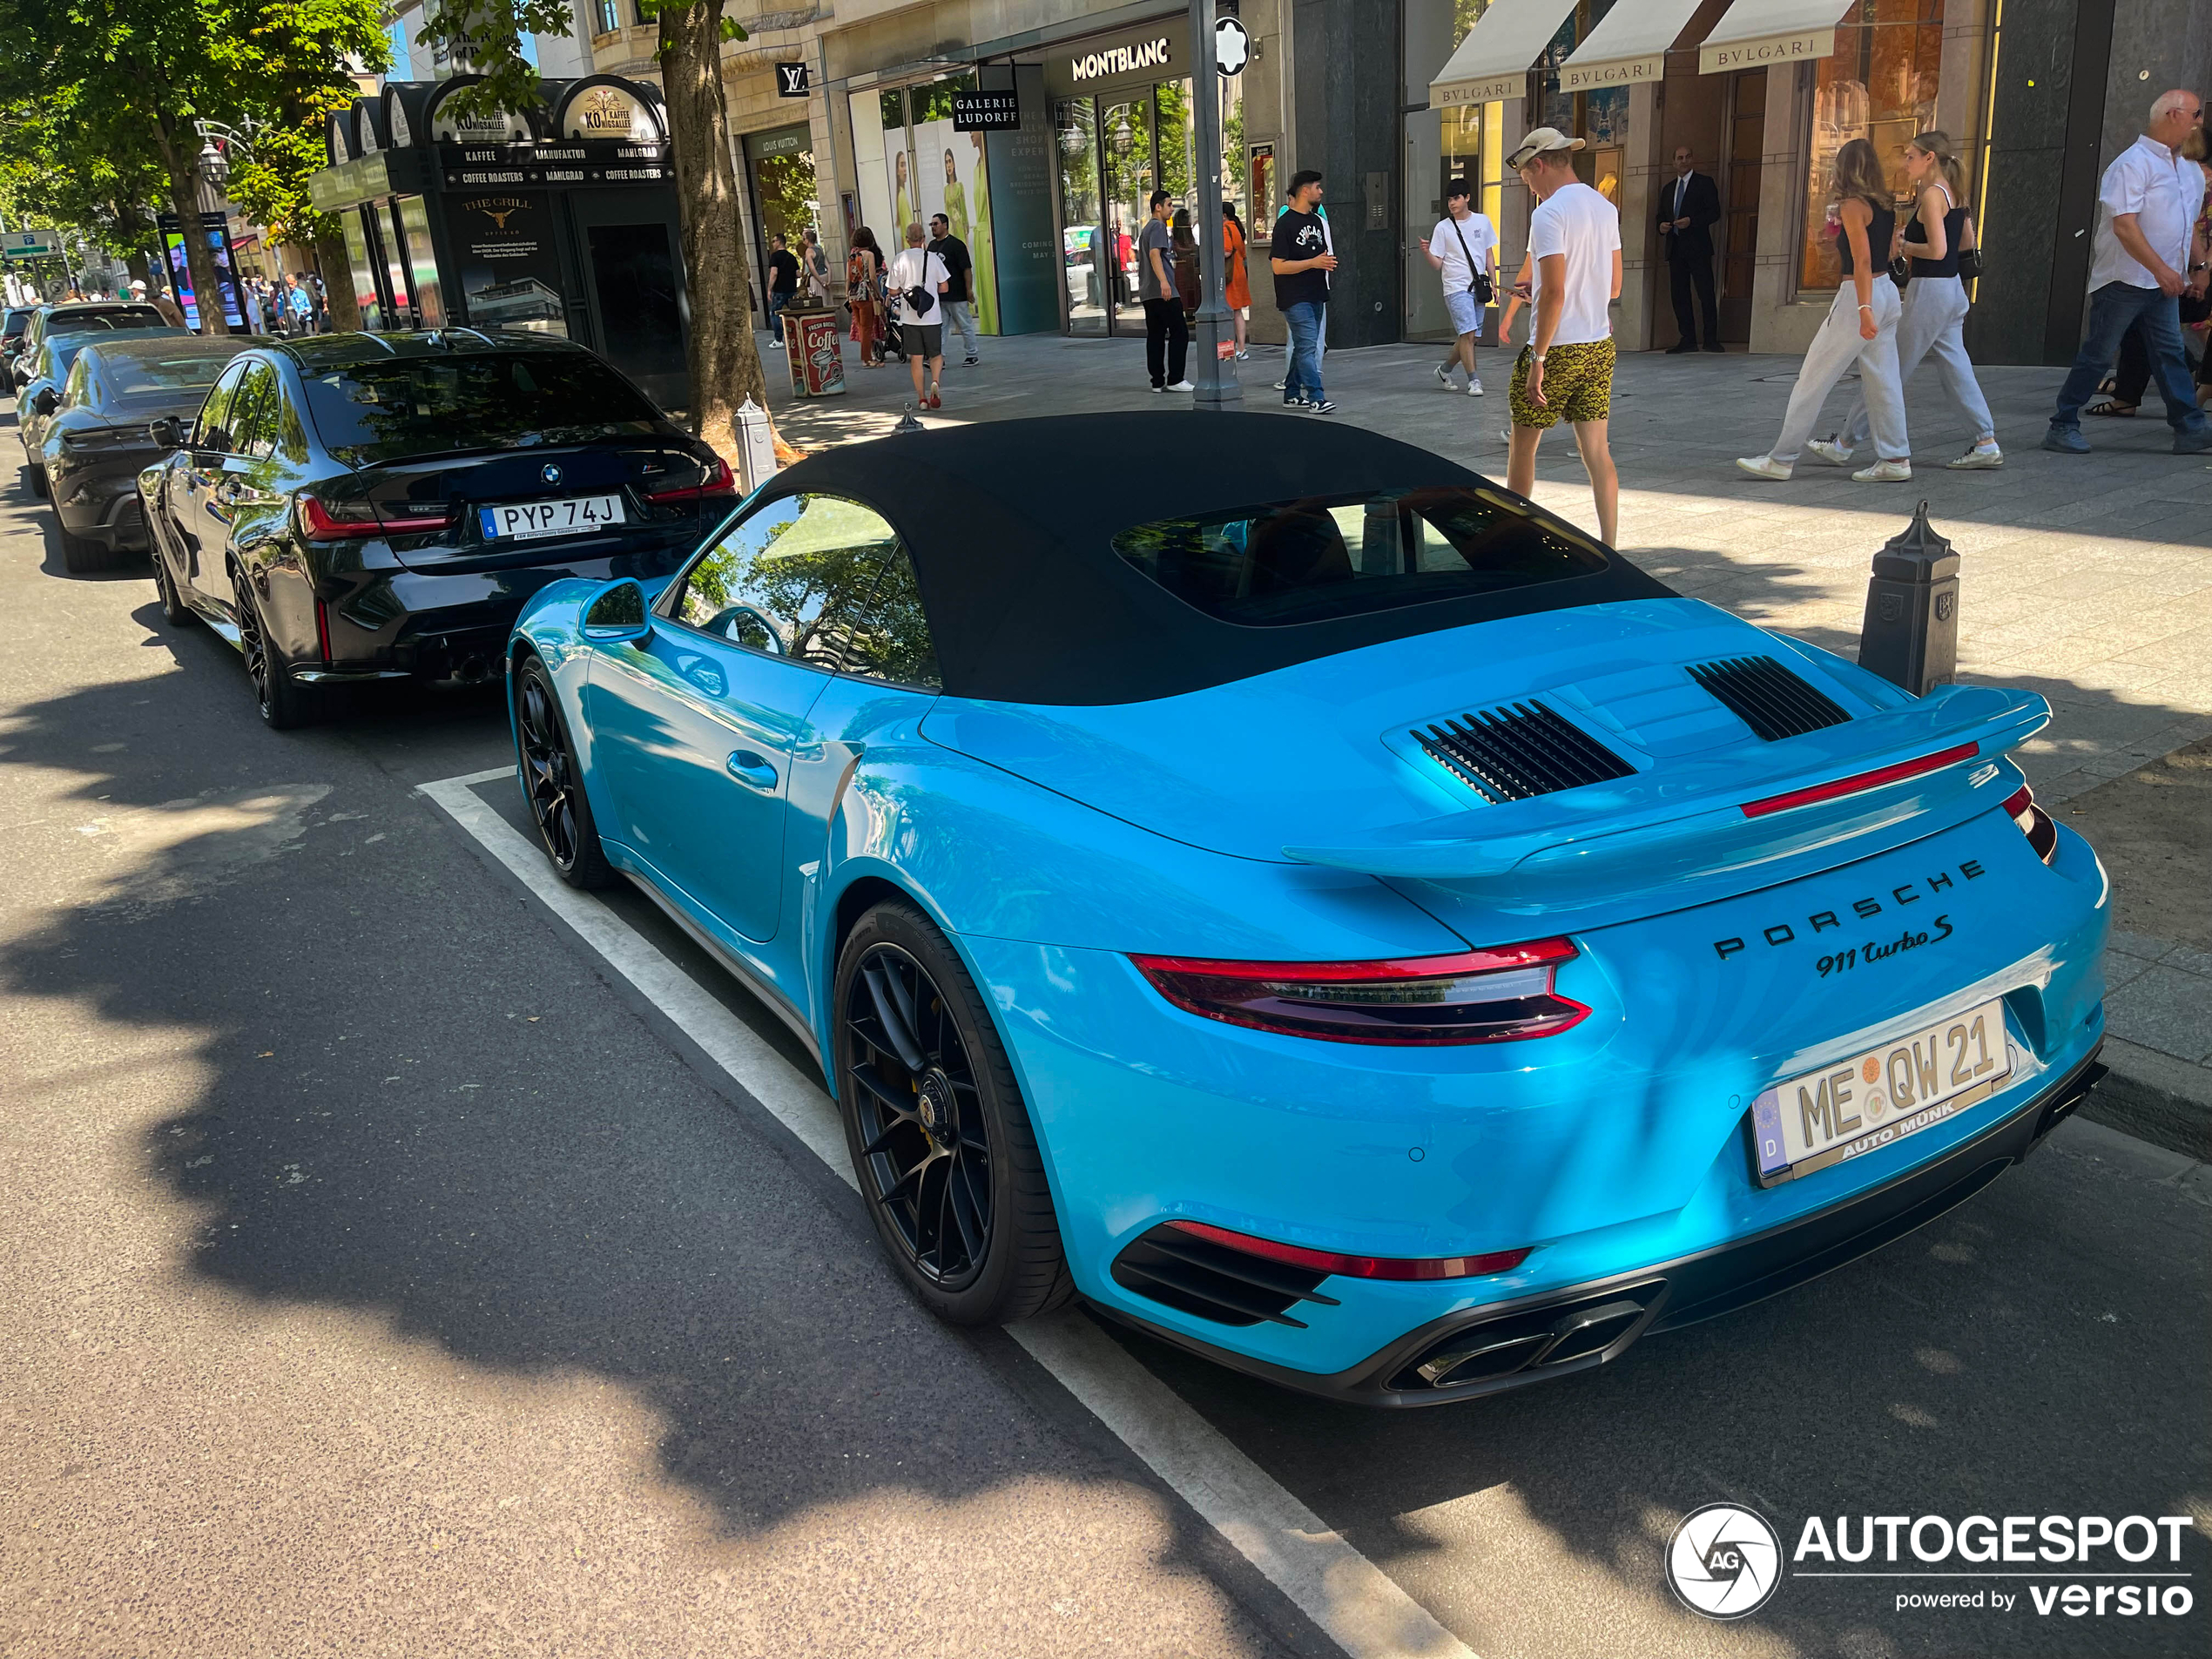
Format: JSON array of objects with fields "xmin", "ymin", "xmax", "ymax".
[
  {"xmin": 515, "ymin": 655, "xmax": 614, "ymax": 888},
  {"xmin": 233, "ymin": 571, "xmax": 320, "ymax": 731},
  {"xmin": 834, "ymin": 900, "xmax": 1072, "ymax": 1325},
  {"xmin": 153, "ymin": 546, "xmax": 194, "ymax": 626}
]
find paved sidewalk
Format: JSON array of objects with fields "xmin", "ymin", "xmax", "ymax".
[{"xmin": 765, "ymin": 328, "xmax": 2212, "ymax": 1124}]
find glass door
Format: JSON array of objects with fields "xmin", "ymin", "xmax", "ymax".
[
  {"xmin": 1101, "ymin": 93, "xmax": 1152, "ymax": 331},
  {"xmin": 1055, "ymin": 96, "xmax": 1104, "ymax": 334}
]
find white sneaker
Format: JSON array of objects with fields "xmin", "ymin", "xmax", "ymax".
[
  {"xmin": 1467, "ymin": 377, "xmax": 1484, "ymax": 397},
  {"xmin": 1946, "ymin": 441, "xmax": 2004, "ymax": 469},
  {"xmin": 1736, "ymin": 455, "xmax": 1793, "ymax": 481},
  {"xmin": 1163, "ymin": 380, "xmax": 1196, "ymax": 392},
  {"xmin": 1272, "ymin": 378, "xmax": 1286, "ymax": 390},
  {"xmin": 1804, "ymin": 437, "xmax": 1855, "ymax": 467},
  {"xmin": 1852, "ymin": 459, "xmax": 1912, "ymax": 482},
  {"xmin": 1434, "ymin": 362, "xmax": 1453, "ymax": 388}
]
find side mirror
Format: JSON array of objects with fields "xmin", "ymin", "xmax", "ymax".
[
  {"xmin": 32, "ymin": 388, "xmax": 57, "ymax": 416},
  {"xmin": 581, "ymin": 577, "xmax": 651, "ymax": 643},
  {"xmin": 148, "ymin": 415, "xmax": 183, "ymax": 448}
]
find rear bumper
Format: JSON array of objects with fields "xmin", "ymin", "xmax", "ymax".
[
  {"xmin": 54, "ymin": 468, "xmax": 152, "ymax": 550},
  {"xmin": 1096, "ymin": 1046, "xmax": 2107, "ymax": 1406}
]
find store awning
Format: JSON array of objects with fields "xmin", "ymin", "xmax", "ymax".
[
  {"xmin": 1428, "ymin": 0, "xmax": 1582, "ymax": 110},
  {"xmin": 1697, "ymin": 0, "xmax": 1857, "ymax": 75},
  {"xmin": 1558, "ymin": 0, "xmax": 1708, "ymax": 93}
]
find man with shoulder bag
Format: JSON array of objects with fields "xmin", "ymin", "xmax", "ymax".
[
  {"xmin": 889, "ymin": 222, "xmax": 950, "ymax": 408},
  {"xmin": 1420, "ymin": 179, "xmax": 1496, "ymax": 395}
]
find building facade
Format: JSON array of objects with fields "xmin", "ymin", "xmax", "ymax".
[{"xmin": 374, "ymin": 0, "xmax": 2208, "ymax": 366}]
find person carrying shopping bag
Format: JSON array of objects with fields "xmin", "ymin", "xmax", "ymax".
[
  {"xmin": 1737, "ymin": 138, "xmax": 1912, "ymax": 482},
  {"xmin": 846, "ymin": 228, "xmax": 887, "ymax": 368},
  {"xmin": 1810, "ymin": 132, "xmax": 2002, "ymax": 471}
]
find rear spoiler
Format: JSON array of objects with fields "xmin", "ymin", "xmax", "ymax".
[{"xmin": 1283, "ymin": 685, "xmax": 2048, "ymax": 894}]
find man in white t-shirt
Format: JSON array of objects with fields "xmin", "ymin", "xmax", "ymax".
[
  {"xmin": 1420, "ymin": 178, "xmax": 1496, "ymax": 395},
  {"xmin": 1505, "ymin": 126, "xmax": 1623, "ymax": 545},
  {"xmin": 888, "ymin": 221, "xmax": 951, "ymax": 409}
]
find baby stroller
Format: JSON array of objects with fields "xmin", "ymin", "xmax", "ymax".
[{"xmin": 880, "ymin": 309, "xmax": 909, "ymax": 364}]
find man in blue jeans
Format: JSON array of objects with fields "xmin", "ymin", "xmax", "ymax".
[
  {"xmin": 1270, "ymin": 170, "xmax": 1338, "ymax": 413},
  {"xmin": 2046, "ymin": 90, "xmax": 2211, "ymax": 455}
]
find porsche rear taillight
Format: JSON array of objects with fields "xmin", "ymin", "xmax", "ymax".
[
  {"xmin": 2002, "ymin": 783, "xmax": 2059, "ymax": 865},
  {"xmin": 1129, "ymin": 939, "xmax": 1589, "ymax": 1046}
]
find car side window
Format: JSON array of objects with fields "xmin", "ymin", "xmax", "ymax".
[
  {"xmin": 833, "ymin": 544, "xmax": 941, "ymax": 691},
  {"xmin": 227, "ymin": 363, "xmax": 278, "ymax": 459},
  {"xmin": 667, "ymin": 493, "xmax": 904, "ymax": 674},
  {"xmin": 272, "ymin": 382, "xmax": 310, "ymax": 463},
  {"xmin": 63, "ymin": 354, "xmax": 92, "ymax": 408},
  {"xmin": 194, "ymin": 362, "xmax": 246, "ymax": 450}
]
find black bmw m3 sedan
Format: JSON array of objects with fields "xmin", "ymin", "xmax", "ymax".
[{"xmin": 141, "ymin": 329, "xmax": 735, "ymax": 728}]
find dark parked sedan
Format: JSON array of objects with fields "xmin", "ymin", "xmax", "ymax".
[
  {"xmin": 17, "ymin": 327, "xmax": 191, "ymax": 499},
  {"xmin": 13, "ymin": 300, "xmax": 171, "ymax": 381},
  {"xmin": 40, "ymin": 334, "xmax": 253, "ymax": 572},
  {"xmin": 142, "ymin": 329, "xmax": 736, "ymax": 728},
  {"xmin": 2, "ymin": 304, "xmax": 37, "ymax": 365}
]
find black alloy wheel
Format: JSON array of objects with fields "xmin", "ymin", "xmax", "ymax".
[
  {"xmin": 233, "ymin": 570, "xmax": 318, "ymax": 731},
  {"xmin": 515, "ymin": 656, "xmax": 613, "ymax": 888},
  {"xmin": 834, "ymin": 900, "xmax": 1072, "ymax": 1325},
  {"xmin": 26, "ymin": 462, "xmax": 47, "ymax": 498}
]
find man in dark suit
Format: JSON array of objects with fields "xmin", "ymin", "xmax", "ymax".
[{"xmin": 1658, "ymin": 145, "xmax": 1723, "ymax": 353}]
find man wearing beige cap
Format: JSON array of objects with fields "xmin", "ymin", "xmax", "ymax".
[{"xmin": 1505, "ymin": 126, "xmax": 1622, "ymax": 545}]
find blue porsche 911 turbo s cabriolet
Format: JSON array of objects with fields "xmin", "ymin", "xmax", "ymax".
[{"xmin": 505, "ymin": 413, "xmax": 2107, "ymax": 1406}]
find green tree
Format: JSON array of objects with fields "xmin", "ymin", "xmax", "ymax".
[
  {"xmin": 0, "ymin": 0, "xmax": 388, "ymax": 334},
  {"xmin": 417, "ymin": 0, "xmax": 772, "ymax": 462},
  {"xmin": 0, "ymin": 97, "xmax": 168, "ymax": 279}
]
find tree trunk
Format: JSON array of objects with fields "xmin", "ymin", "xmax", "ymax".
[
  {"xmin": 152, "ymin": 114, "xmax": 231, "ymax": 336},
  {"xmin": 658, "ymin": 2, "xmax": 768, "ymax": 462},
  {"xmin": 125, "ymin": 249, "xmax": 151, "ymax": 286},
  {"xmin": 316, "ymin": 234, "xmax": 361, "ymax": 332}
]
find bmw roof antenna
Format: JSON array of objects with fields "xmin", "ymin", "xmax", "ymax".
[{"xmin": 894, "ymin": 401, "xmax": 924, "ymax": 435}]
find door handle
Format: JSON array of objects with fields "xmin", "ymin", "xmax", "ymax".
[{"xmin": 725, "ymin": 751, "xmax": 779, "ymax": 792}]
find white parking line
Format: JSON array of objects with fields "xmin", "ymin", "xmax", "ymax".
[{"xmin": 420, "ymin": 766, "xmax": 1478, "ymax": 1659}]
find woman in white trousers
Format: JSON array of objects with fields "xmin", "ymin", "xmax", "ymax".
[
  {"xmin": 1811, "ymin": 132, "xmax": 2002, "ymax": 471},
  {"xmin": 1737, "ymin": 138, "xmax": 1912, "ymax": 482}
]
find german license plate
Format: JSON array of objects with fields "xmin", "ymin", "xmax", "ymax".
[
  {"xmin": 1750, "ymin": 997, "xmax": 2013, "ymax": 1187},
  {"xmin": 478, "ymin": 495, "xmax": 624, "ymax": 541}
]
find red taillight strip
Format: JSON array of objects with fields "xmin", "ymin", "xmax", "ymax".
[
  {"xmin": 1129, "ymin": 938, "xmax": 1578, "ymax": 982},
  {"xmin": 646, "ymin": 455, "xmax": 737, "ymax": 502},
  {"xmin": 1168, "ymin": 1220, "xmax": 1532, "ymax": 1282},
  {"xmin": 314, "ymin": 598, "xmax": 333, "ymax": 663},
  {"xmin": 1739, "ymin": 742, "xmax": 1979, "ymax": 819},
  {"xmin": 297, "ymin": 494, "xmax": 453, "ymax": 539}
]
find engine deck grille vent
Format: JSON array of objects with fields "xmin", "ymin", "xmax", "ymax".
[
  {"xmin": 1111, "ymin": 1224, "xmax": 1340, "ymax": 1329},
  {"xmin": 1413, "ymin": 701, "xmax": 1635, "ymax": 804},
  {"xmin": 1688, "ymin": 655, "xmax": 1851, "ymax": 742}
]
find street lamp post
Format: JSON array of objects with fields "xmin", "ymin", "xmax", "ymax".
[{"xmin": 1187, "ymin": 0, "xmax": 1241, "ymax": 411}]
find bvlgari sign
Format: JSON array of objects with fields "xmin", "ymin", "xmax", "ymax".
[{"xmin": 1071, "ymin": 36, "xmax": 1170, "ymax": 82}]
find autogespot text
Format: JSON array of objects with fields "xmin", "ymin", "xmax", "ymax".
[{"xmin": 1794, "ymin": 1514, "xmax": 2196, "ymax": 1622}]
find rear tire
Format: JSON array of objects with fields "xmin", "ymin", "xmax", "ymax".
[
  {"xmin": 833, "ymin": 900, "xmax": 1073, "ymax": 1325},
  {"xmin": 514, "ymin": 655, "xmax": 615, "ymax": 889},
  {"xmin": 58, "ymin": 527, "xmax": 109, "ymax": 574},
  {"xmin": 234, "ymin": 571, "xmax": 320, "ymax": 731},
  {"xmin": 26, "ymin": 462, "xmax": 48, "ymax": 498}
]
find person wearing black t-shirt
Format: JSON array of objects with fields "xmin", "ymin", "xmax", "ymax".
[
  {"xmin": 927, "ymin": 213, "xmax": 980, "ymax": 365},
  {"xmin": 765, "ymin": 234, "xmax": 799, "ymax": 340},
  {"xmin": 1270, "ymin": 171, "xmax": 1337, "ymax": 412}
]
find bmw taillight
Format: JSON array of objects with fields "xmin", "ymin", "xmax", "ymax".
[
  {"xmin": 645, "ymin": 455, "xmax": 736, "ymax": 503},
  {"xmin": 1128, "ymin": 939, "xmax": 1589, "ymax": 1046},
  {"xmin": 1165, "ymin": 1220, "xmax": 1532, "ymax": 1281},
  {"xmin": 2002, "ymin": 783, "xmax": 2059, "ymax": 864},
  {"xmin": 295, "ymin": 494, "xmax": 381, "ymax": 539}
]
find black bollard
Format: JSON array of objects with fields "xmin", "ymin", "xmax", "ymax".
[{"xmin": 1858, "ymin": 500, "xmax": 1959, "ymax": 696}]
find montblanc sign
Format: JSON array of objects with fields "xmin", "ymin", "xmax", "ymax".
[{"xmin": 1070, "ymin": 37, "xmax": 1170, "ymax": 82}]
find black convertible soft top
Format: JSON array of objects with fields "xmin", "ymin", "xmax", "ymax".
[{"xmin": 759, "ymin": 412, "xmax": 1672, "ymax": 706}]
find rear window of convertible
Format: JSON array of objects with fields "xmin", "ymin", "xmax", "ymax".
[
  {"xmin": 1111, "ymin": 486, "xmax": 1608, "ymax": 627},
  {"xmin": 300, "ymin": 352, "xmax": 661, "ymax": 464}
]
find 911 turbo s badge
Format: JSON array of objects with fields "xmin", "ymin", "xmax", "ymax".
[{"xmin": 1712, "ymin": 859, "xmax": 1987, "ymax": 961}]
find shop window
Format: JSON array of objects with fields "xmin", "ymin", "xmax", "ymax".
[{"xmin": 1798, "ymin": 0, "xmax": 1946, "ymax": 292}]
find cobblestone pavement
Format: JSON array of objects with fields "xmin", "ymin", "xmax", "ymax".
[{"xmin": 766, "ymin": 328, "xmax": 2212, "ymax": 1107}]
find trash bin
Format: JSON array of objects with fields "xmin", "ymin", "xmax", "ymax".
[{"xmin": 781, "ymin": 305, "xmax": 846, "ymax": 397}]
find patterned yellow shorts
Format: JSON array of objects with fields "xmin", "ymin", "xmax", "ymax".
[{"xmin": 1508, "ymin": 337, "xmax": 1615, "ymax": 429}]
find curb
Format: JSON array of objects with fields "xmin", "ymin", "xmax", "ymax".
[{"xmin": 2080, "ymin": 1038, "xmax": 2212, "ymax": 1163}]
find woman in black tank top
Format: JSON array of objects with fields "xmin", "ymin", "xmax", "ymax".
[
  {"xmin": 1814, "ymin": 132, "xmax": 2002, "ymax": 469},
  {"xmin": 1737, "ymin": 138, "xmax": 1914, "ymax": 482}
]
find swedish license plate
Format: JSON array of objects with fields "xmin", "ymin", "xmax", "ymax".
[
  {"xmin": 478, "ymin": 495, "xmax": 624, "ymax": 541},
  {"xmin": 1750, "ymin": 997, "xmax": 2013, "ymax": 1187}
]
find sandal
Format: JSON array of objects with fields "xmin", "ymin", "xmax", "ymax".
[{"xmin": 2082, "ymin": 395, "xmax": 2137, "ymax": 417}]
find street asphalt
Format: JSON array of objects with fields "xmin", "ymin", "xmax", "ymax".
[{"xmin": 1, "ymin": 389, "xmax": 2206, "ymax": 1658}]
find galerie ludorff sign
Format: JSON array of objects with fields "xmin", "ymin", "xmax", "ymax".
[{"xmin": 1701, "ymin": 27, "xmax": 1836, "ymax": 73}]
